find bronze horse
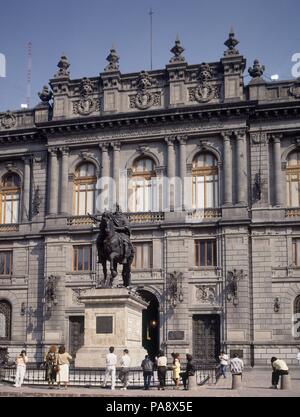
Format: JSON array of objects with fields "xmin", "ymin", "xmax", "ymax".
[{"xmin": 95, "ymin": 212, "xmax": 134, "ymax": 287}]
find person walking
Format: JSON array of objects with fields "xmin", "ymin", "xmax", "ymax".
[
  {"xmin": 56, "ymin": 345, "xmax": 72, "ymax": 389},
  {"xmin": 270, "ymin": 357, "xmax": 289, "ymax": 389},
  {"xmin": 102, "ymin": 346, "xmax": 117, "ymax": 390},
  {"xmin": 14, "ymin": 350, "xmax": 28, "ymax": 388},
  {"xmin": 156, "ymin": 350, "xmax": 167, "ymax": 390},
  {"xmin": 230, "ymin": 353, "xmax": 244, "ymax": 378},
  {"xmin": 44, "ymin": 345, "xmax": 58, "ymax": 389},
  {"xmin": 180, "ymin": 354, "xmax": 195, "ymax": 390},
  {"xmin": 219, "ymin": 351, "xmax": 229, "ymax": 378},
  {"xmin": 172, "ymin": 353, "xmax": 181, "ymax": 389},
  {"xmin": 141, "ymin": 355, "xmax": 153, "ymax": 390},
  {"xmin": 119, "ymin": 349, "xmax": 131, "ymax": 390}
]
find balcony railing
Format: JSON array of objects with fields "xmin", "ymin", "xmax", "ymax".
[
  {"xmin": 186, "ymin": 209, "xmax": 222, "ymax": 221},
  {"xmin": 125, "ymin": 212, "xmax": 165, "ymax": 223},
  {"xmin": 286, "ymin": 208, "xmax": 300, "ymax": 218},
  {"xmin": 67, "ymin": 216, "xmax": 95, "ymax": 226},
  {"xmin": 0, "ymin": 223, "xmax": 19, "ymax": 232},
  {"xmin": 68, "ymin": 212, "xmax": 165, "ymax": 226}
]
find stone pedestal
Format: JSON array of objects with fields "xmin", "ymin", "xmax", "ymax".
[
  {"xmin": 188, "ymin": 375, "xmax": 197, "ymax": 390},
  {"xmin": 231, "ymin": 374, "xmax": 242, "ymax": 390},
  {"xmin": 75, "ymin": 287, "xmax": 148, "ymax": 368},
  {"xmin": 280, "ymin": 374, "xmax": 291, "ymax": 390}
]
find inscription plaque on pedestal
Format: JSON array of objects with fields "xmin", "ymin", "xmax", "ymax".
[
  {"xmin": 96, "ymin": 316, "xmax": 113, "ymax": 334},
  {"xmin": 168, "ymin": 330, "xmax": 185, "ymax": 340}
]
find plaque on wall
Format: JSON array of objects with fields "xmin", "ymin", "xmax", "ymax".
[
  {"xmin": 168, "ymin": 331, "xmax": 185, "ymax": 340},
  {"xmin": 230, "ymin": 349, "xmax": 243, "ymax": 359},
  {"xmin": 96, "ymin": 316, "xmax": 113, "ymax": 334}
]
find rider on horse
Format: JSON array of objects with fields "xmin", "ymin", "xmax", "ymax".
[{"xmin": 111, "ymin": 204, "xmax": 133, "ymax": 264}]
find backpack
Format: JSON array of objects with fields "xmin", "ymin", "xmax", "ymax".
[{"xmin": 143, "ymin": 359, "xmax": 153, "ymax": 372}]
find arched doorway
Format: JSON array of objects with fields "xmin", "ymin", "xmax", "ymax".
[{"xmin": 137, "ymin": 290, "xmax": 159, "ymax": 360}]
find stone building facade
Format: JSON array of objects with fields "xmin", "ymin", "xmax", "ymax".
[{"xmin": 0, "ymin": 31, "xmax": 300, "ymax": 366}]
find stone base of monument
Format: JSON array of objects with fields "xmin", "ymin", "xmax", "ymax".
[{"xmin": 75, "ymin": 287, "xmax": 148, "ymax": 368}]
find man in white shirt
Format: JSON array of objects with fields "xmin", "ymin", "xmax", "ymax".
[
  {"xmin": 102, "ymin": 346, "xmax": 117, "ymax": 390},
  {"xmin": 230, "ymin": 353, "xmax": 244, "ymax": 376},
  {"xmin": 219, "ymin": 351, "xmax": 229, "ymax": 379},
  {"xmin": 119, "ymin": 349, "xmax": 131, "ymax": 390},
  {"xmin": 270, "ymin": 357, "xmax": 289, "ymax": 389}
]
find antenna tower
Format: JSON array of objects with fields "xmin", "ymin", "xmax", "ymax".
[{"xmin": 26, "ymin": 41, "xmax": 32, "ymax": 108}]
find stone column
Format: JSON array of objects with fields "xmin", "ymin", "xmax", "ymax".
[
  {"xmin": 273, "ymin": 134, "xmax": 283, "ymax": 206},
  {"xmin": 100, "ymin": 143, "xmax": 110, "ymax": 211},
  {"xmin": 236, "ymin": 131, "xmax": 247, "ymax": 205},
  {"xmin": 165, "ymin": 136, "xmax": 176, "ymax": 211},
  {"xmin": 48, "ymin": 148, "xmax": 58, "ymax": 215},
  {"xmin": 222, "ymin": 132, "xmax": 233, "ymax": 206},
  {"xmin": 60, "ymin": 147, "xmax": 69, "ymax": 214},
  {"xmin": 112, "ymin": 141, "xmax": 121, "ymax": 204},
  {"xmin": 22, "ymin": 156, "xmax": 31, "ymax": 221},
  {"xmin": 178, "ymin": 135, "xmax": 187, "ymax": 210}
]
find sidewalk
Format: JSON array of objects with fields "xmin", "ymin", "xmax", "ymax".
[{"xmin": 0, "ymin": 369, "xmax": 299, "ymax": 397}]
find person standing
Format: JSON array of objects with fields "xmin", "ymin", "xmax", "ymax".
[
  {"xmin": 102, "ymin": 346, "xmax": 117, "ymax": 390},
  {"xmin": 219, "ymin": 351, "xmax": 229, "ymax": 379},
  {"xmin": 56, "ymin": 345, "xmax": 72, "ymax": 389},
  {"xmin": 156, "ymin": 350, "xmax": 167, "ymax": 390},
  {"xmin": 141, "ymin": 355, "xmax": 153, "ymax": 390},
  {"xmin": 180, "ymin": 354, "xmax": 195, "ymax": 390},
  {"xmin": 44, "ymin": 345, "xmax": 58, "ymax": 389},
  {"xmin": 14, "ymin": 350, "xmax": 28, "ymax": 388},
  {"xmin": 297, "ymin": 348, "xmax": 300, "ymax": 367},
  {"xmin": 270, "ymin": 357, "xmax": 289, "ymax": 389},
  {"xmin": 230, "ymin": 353, "xmax": 244, "ymax": 378},
  {"xmin": 119, "ymin": 349, "xmax": 131, "ymax": 390},
  {"xmin": 172, "ymin": 353, "xmax": 181, "ymax": 389}
]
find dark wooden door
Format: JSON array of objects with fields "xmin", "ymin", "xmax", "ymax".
[
  {"xmin": 193, "ymin": 315, "xmax": 220, "ymax": 365},
  {"xmin": 69, "ymin": 316, "xmax": 84, "ymax": 358}
]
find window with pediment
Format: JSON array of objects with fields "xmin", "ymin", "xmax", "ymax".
[{"xmin": 73, "ymin": 163, "xmax": 96, "ymax": 215}]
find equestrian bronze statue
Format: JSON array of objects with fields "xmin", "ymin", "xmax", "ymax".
[{"xmin": 89, "ymin": 205, "xmax": 134, "ymax": 288}]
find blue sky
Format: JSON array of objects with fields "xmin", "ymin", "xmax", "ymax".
[{"xmin": 0, "ymin": 0, "xmax": 299, "ymax": 111}]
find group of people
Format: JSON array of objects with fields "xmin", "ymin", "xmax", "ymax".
[
  {"xmin": 13, "ymin": 345, "xmax": 73, "ymax": 389},
  {"xmin": 219, "ymin": 350, "xmax": 296, "ymax": 390},
  {"xmin": 102, "ymin": 347, "xmax": 196, "ymax": 391}
]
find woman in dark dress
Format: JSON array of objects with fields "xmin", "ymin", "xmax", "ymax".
[{"xmin": 44, "ymin": 345, "xmax": 57, "ymax": 388}]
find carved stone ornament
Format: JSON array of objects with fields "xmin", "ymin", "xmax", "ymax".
[
  {"xmin": 73, "ymin": 77, "xmax": 100, "ymax": 115},
  {"xmin": 251, "ymin": 131, "xmax": 268, "ymax": 145},
  {"xmin": 1, "ymin": 111, "xmax": 16, "ymax": 129},
  {"xmin": 169, "ymin": 36, "xmax": 185, "ymax": 63},
  {"xmin": 72, "ymin": 288, "xmax": 86, "ymax": 305},
  {"xmin": 32, "ymin": 186, "xmax": 42, "ymax": 216},
  {"xmin": 289, "ymin": 81, "xmax": 300, "ymax": 99},
  {"xmin": 189, "ymin": 63, "xmax": 219, "ymax": 103},
  {"xmin": 248, "ymin": 59, "xmax": 265, "ymax": 78},
  {"xmin": 55, "ymin": 54, "xmax": 70, "ymax": 78},
  {"xmin": 73, "ymin": 98, "xmax": 100, "ymax": 115},
  {"xmin": 195, "ymin": 285, "xmax": 216, "ymax": 304},
  {"xmin": 130, "ymin": 71, "xmax": 161, "ymax": 110},
  {"xmin": 38, "ymin": 85, "xmax": 53, "ymax": 103},
  {"xmin": 80, "ymin": 77, "xmax": 94, "ymax": 96}
]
